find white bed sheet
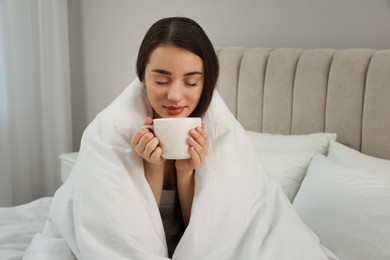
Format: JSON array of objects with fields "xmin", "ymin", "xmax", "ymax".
[
  {"xmin": 0, "ymin": 196, "xmax": 340, "ymax": 260},
  {"xmin": 0, "ymin": 198, "xmax": 52, "ymax": 260}
]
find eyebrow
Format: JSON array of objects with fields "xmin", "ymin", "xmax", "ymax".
[{"xmin": 151, "ymin": 69, "xmax": 203, "ymax": 76}]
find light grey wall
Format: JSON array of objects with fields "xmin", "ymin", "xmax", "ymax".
[{"xmin": 68, "ymin": 0, "xmax": 390, "ymax": 150}]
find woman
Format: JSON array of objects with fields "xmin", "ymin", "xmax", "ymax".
[
  {"xmin": 132, "ymin": 16, "xmax": 218, "ymax": 221},
  {"xmin": 130, "ymin": 17, "xmax": 219, "ymax": 255},
  {"xmin": 24, "ymin": 17, "xmax": 329, "ymax": 260}
]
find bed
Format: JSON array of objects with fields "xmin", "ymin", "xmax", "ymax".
[{"xmin": 1, "ymin": 47, "xmax": 389, "ymax": 260}]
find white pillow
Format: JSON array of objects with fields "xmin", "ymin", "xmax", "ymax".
[
  {"xmin": 246, "ymin": 131, "xmax": 337, "ymax": 153},
  {"xmin": 328, "ymin": 141, "xmax": 390, "ymax": 183},
  {"xmin": 293, "ymin": 155, "xmax": 390, "ymax": 260},
  {"xmin": 246, "ymin": 131, "xmax": 337, "ymax": 201},
  {"xmin": 258, "ymin": 151, "xmax": 314, "ymax": 202}
]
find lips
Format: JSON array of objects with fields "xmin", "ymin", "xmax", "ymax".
[{"xmin": 164, "ymin": 106, "xmax": 185, "ymax": 115}]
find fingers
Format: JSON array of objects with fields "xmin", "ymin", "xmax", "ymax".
[
  {"xmin": 130, "ymin": 116, "xmax": 154, "ymax": 148},
  {"xmin": 144, "ymin": 116, "xmax": 153, "ymax": 126},
  {"xmin": 130, "ymin": 127, "xmax": 149, "ymax": 148},
  {"xmin": 174, "ymin": 123, "xmax": 208, "ymax": 172},
  {"xmin": 136, "ymin": 132, "xmax": 162, "ymax": 163},
  {"xmin": 188, "ymin": 125, "xmax": 208, "ymax": 163},
  {"xmin": 150, "ymin": 146, "xmax": 163, "ymax": 162},
  {"xmin": 190, "ymin": 126, "xmax": 208, "ymax": 153},
  {"xmin": 143, "ymin": 134, "xmax": 159, "ymax": 156},
  {"xmin": 130, "ymin": 117, "xmax": 163, "ymax": 164}
]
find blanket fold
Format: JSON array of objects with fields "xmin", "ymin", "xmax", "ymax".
[{"xmin": 24, "ymin": 79, "xmax": 328, "ymax": 260}]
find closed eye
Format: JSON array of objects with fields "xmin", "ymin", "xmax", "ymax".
[
  {"xmin": 186, "ymin": 82, "xmax": 198, "ymax": 87},
  {"xmin": 154, "ymin": 80, "xmax": 169, "ymax": 85}
]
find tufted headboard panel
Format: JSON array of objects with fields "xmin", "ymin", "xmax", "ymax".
[{"xmin": 215, "ymin": 47, "xmax": 390, "ymax": 160}]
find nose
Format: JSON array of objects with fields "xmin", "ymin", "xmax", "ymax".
[{"xmin": 167, "ymin": 82, "xmax": 183, "ymax": 102}]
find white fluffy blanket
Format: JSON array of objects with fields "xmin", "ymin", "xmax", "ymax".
[{"xmin": 24, "ymin": 79, "xmax": 328, "ymax": 260}]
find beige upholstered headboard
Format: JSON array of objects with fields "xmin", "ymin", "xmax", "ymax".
[{"xmin": 215, "ymin": 47, "xmax": 390, "ymax": 160}]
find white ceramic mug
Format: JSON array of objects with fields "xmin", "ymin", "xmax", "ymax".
[{"xmin": 143, "ymin": 117, "xmax": 202, "ymax": 159}]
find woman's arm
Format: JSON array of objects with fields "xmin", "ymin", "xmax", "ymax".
[
  {"xmin": 144, "ymin": 161, "xmax": 165, "ymax": 206},
  {"xmin": 131, "ymin": 117, "xmax": 165, "ymax": 206},
  {"xmin": 176, "ymin": 124, "xmax": 208, "ymax": 225},
  {"xmin": 176, "ymin": 169, "xmax": 195, "ymax": 225}
]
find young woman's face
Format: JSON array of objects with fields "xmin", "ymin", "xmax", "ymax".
[{"xmin": 144, "ymin": 44, "xmax": 204, "ymax": 118}]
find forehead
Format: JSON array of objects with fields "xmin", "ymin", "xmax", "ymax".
[{"xmin": 146, "ymin": 44, "xmax": 204, "ymax": 73}]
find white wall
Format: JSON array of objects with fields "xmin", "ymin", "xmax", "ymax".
[{"xmin": 68, "ymin": 0, "xmax": 390, "ymax": 150}]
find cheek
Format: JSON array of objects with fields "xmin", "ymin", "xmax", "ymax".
[
  {"xmin": 145, "ymin": 78, "xmax": 161, "ymax": 96},
  {"xmin": 191, "ymin": 86, "xmax": 204, "ymax": 105},
  {"xmin": 145, "ymin": 85, "xmax": 163, "ymax": 105}
]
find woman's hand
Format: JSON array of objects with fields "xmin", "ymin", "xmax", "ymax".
[
  {"xmin": 175, "ymin": 123, "xmax": 208, "ymax": 173},
  {"xmin": 175, "ymin": 123, "xmax": 207, "ymax": 225},
  {"xmin": 130, "ymin": 117, "xmax": 165, "ymax": 166},
  {"xmin": 131, "ymin": 117, "xmax": 165, "ymax": 206}
]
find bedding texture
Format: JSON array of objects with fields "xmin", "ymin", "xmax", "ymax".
[
  {"xmin": 328, "ymin": 141, "xmax": 390, "ymax": 182},
  {"xmin": 293, "ymin": 155, "xmax": 390, "ymax": 260},
  {"xmin": 0, "ymin": 198, "xmax": 51, "ymax": 259},
  {"xmin": 246, "ymin": 131, "xmax": 336, "ymax": 201},
  {"xmin": 23, "ymin": 79, "xmax": 329, "ymax": 260}
]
